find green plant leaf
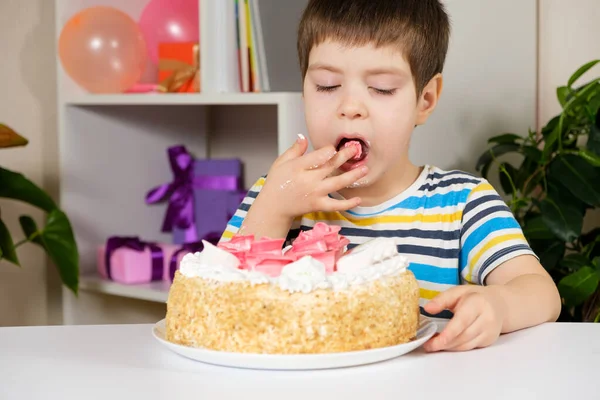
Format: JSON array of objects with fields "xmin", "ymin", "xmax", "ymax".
[
  {"xmin": 540, "ymin": 195, "xmax": 582, "ymax": 242},
  {"xmin": 549, "ymin": 154, "xmax": 600, "ymax": 207},
  {"xmin": 520, "ymin": 146, "xmax": 542, "ymax": 163},
  {"xmin": 557, "ymin": 86, "xmax": 571, "ymax": 107},
  {"xmin": 38, "ymin": 210, "xmax": 79, "ymax": 295},
  {"xmin": 0, "ymin": 167, "xmax": 57, "ymax": 212},
  {"xmin": 499, "ymin": 162, "xmax": 518, "ymax": 195},
  {"xmin": 568, "ymin": 60, "xmax": 600, "ymax": 88},
  {"xmin": 19, "ymin": 215, "xmax": 43, "ymax": 246},
  {"xmin": 589, "ymin": 93, "xmax": 600, "ymax": 120},
  {"xmin": 542, "ymin": 124, "xmax": 560, "ymax": 161},
  {"xmin": 522, "ymin": 215, "xmax": 555, "ymax": 240},
  {"xmin": 542, "ymin": 116, "xmax": 560, "ymax": 138},
  {"xmin": 487, "ymin": 133, "xmax": 523, "ymax": 145},
  {"xmin": 0, "ymin": 218, "xmax": 19, "ymax": 266},
  {"xmin": 475, "ymin": 143, "xmax": 520, "ymax": 178},
  {"xmin": 588, "ymin": 116, "xmax": 600, "ymax": 156},
  {"xmin": 533, "ymin": 240, "xmax": 565, "ymax": 272},
  {"xmin": 515, "ymin": 158, "xmax": 542, "ymax": 195},
  {"xmin": 558, "ymin": 266, "xmax": 600, "ymax": 307},
  {"xmin": 559, "ymin": 253, "xmax": 594, "ymax": 272},
  {"xmin": 575, "ymin": 148, "xmax": 600, "ymax": 167}
]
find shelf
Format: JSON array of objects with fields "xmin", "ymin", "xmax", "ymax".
[
  {"xmin": 64, "ymin": 92, "xmax": 302, "ymax": 106},
  {"xmin": 79, "ymin": 274, "xmax": 170, "ymax": 303}
]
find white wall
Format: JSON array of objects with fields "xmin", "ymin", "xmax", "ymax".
[
  {"xmin": 410, "ymin": 0, "xmax": 537, "ymax": 175},
  {"xmin": 538, "ymin": 0, "xmax": 600, "ymax": 231},
  {"xmin": 0, "ymin": 0, "xmax": 59, "ymax": 326},
  {"xmin": 538, "ymin": 0, "xmax": 600, "ymax": 125}
]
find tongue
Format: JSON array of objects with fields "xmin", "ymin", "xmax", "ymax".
[{"xmin": 343, "ymin": 140, "xmax": 363, "ymax": 160}]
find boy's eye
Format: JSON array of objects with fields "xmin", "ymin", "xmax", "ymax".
[
  {"xmin": 371, "ymin": 87, "xmax": 397, "ymax": 95},
  {"xmin": 316, "ymin": 84, "xmax": 340, "ymax": 92}
]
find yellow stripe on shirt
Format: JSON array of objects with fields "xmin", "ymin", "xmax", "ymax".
[
  {"xmin": 221, "ymin": 230, "xmax": 235, "ymax": 240},
  {"xmin": 465, "ymin": 232, "xmax": 526, "ymax": 281},
  {"xmin": 468, "ymin": 182, "xmax": 494, "ymax": 197},
  {"xmin": 420, "ymin": 288, "xmax": 440, "ymax": 300},
  {"xmin": 303, "ymin": 210, "xmax": 463, "ymax": 226}
]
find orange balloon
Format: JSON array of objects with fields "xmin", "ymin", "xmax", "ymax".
[{"xmin": 59, "ymin": 7, "xmax": 147, "ymax": 93}]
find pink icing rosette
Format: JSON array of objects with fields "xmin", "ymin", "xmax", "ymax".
[{"xmin": 217, "ymin": 222, "xmax": 349, "ymax": 277}]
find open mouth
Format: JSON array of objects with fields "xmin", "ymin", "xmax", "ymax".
[{"xmin": 336, "ymin": 137, "xmax": 369, "ymax": 163}]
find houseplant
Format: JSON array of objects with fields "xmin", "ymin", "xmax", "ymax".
[
  {"xmin": 0, "ymin": 124, "xmax": 78, "ymax": 294},
  {"xmin": 476, "ymin": 60, "xmax": 600, "ymax": 322}
]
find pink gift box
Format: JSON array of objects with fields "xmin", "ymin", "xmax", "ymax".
[{"xmin": 97, "ymin": 240, "xmax": 191, "ymax": 284}]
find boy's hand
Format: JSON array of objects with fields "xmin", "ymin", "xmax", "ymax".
[
  {"xmin": 259, "ymin": 134, "xmax": 369, "ymax": 220},
  {"xmin": 422, "ymin": 286, "xmax": 507, "ymax": 352}
]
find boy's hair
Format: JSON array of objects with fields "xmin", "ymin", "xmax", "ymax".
[{"xmin": 297, "ymin": 0, "xmax": 451, "ymax": 95}]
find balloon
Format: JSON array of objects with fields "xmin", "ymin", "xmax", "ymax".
[
  {"xmin": 58, "ymin": 6, "xmax": 147, "ymax": 93},
  {"xmin": 138, "ymin": 0, "xmax": 199, "ymax": 64}
]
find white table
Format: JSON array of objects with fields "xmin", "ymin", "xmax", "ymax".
[{"xmin": 0, "ymin": 322, "xmax": 598, "ymax": 399}]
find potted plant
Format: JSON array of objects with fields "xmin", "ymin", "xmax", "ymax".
[
  {"xmin": 476, "ymin": 60, "xmax": 600, "ymax": 322},
  {"xmin": 0, "ymin": 124, "xmax": 78, "ymax": 294}
]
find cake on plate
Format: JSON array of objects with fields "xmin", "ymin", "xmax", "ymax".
[{"xmin": 165, "ymin": 223, "xmax": 420, "ymax": 354}]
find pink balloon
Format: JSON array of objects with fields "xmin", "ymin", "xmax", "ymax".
[
  {"xmin": 139, "ymin": 0, "xmax": 200, "ymax": 64},
  {"xmin": 59, "ymin": 7, "xmax": 147, "ymax": 93},
  {"xmin": 139, "ymin": 0, "xmax": 199, "ymax": 64}
]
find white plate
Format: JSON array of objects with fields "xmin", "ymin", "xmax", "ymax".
[{"xmin": 152, "ymin": 316, "xmax": 437, "ymax": 370}]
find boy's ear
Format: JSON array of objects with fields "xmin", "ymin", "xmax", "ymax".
[{"xmin": 416, "ymin": 73, "xmax": 443, "ymax": 125}]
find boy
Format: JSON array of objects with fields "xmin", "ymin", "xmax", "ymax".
[{"xmin": 221, "ymin": 0, "xmax": 561, "ymax": 352}]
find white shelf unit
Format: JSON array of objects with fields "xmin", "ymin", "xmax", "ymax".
[{"xmin": 55, "ymin": 0, "xmax": 307, "ymax": 324}]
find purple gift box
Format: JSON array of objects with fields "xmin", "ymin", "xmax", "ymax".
[{"xmin": 146, "ymin": 145, "xmax": 246, "ymax": 244}]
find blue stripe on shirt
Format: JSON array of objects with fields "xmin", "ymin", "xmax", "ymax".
[
  {"xmin": 345, "ymin": 188, "xmax": 472, "ymax": 216},
  {"xmin": 409, "ymin": 263, "xmax": 459, "ymax": 285},
  {"xmin": 459, "ymin": 217, "xmax": 521, "ymax": 271},
  {"xmin": 228, "ymin": 215, "xmax": 244, "ymax": 228}
]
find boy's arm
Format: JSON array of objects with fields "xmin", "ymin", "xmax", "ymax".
[
  {"xmin": 424, "ymin": 181, "xmax": 561, "ymax": 352},
  {"xmin": 237, "ymin": 191, "xmax": 296, "ymax": 240},
  {"xmin": 484, "ymin": 254, "xmax": 561, "ymax": 333}
]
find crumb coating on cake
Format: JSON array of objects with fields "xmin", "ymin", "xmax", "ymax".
[{"xmin": 165, "ymin": 270, "xmax": 420, "ymax": 354}]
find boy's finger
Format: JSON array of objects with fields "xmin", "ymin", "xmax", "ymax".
[
  {"xmin": 320, "ymin": 145, "xmax": 359, "ymax": 173},
  {"xmin": 424, "ymin": 285, "xmax": 469, "ymax": 314},
  {"xmin": 427, "ymin": 297, "xmax": 478, "ymax": 351},
  {"xmin": 299, "ymin": 145, "xmax": 338, "ymax": 170},
  {"xmin": 443, "ymin": 315, "xmax": 482, "ymax": 350},
  {"xmin": 321, "ymin": 165, "xmax": 369, "ymax": 193},
  {"xmin": 274, "ymin": 134, "xmax": 309, "ymax": 166},
  {"xmin": 318, "ymin": 196, "xmax": 362, "ymax": 212},
  {"xmin": 444, "ymin": 335, "xmax": 482, "ymax": 352}
]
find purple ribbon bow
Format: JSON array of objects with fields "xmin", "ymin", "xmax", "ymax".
[
  {"xmin": 105, "ymin": 236, "xmax": 163, "ymax": 281},
  {"xmin": 145, "ymin": 145, "xmax": 241, "ymax": 243},
  {"xmin": 168, "ymin": 232, "xmax": 222, "ymax": 281}
]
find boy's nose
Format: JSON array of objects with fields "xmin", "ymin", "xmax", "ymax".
[{"xmin": 338, "ymin": 97, "xmax": 368, "ymax": 120}]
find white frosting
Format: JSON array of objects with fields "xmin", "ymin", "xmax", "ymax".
[
  {"xmin": 199, "ymin": 240, "xmax": 240, "ymax": 269},
  {"xmin": 278, "ymin": 257, "xmax": 330, "ymax": 293},
  {"xmin": 178, "ymin": 237, "xmax": 408, "ymax": 293}
]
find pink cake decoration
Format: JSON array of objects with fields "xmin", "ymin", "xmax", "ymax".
[{"xmin": 217, "ymin": 223, "xmax": 349, "ymax": 277}]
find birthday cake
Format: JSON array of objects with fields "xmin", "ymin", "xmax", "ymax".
[{"xmin": 165, "ymin": 223, "xmax": 420, "ymax": 354}]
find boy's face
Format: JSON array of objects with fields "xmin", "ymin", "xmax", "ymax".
[{"xmin": 303, "ymin": 40, "xmax": 440, "ymax": 189}]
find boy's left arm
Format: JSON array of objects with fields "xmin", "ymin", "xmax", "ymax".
[{"xmin": 423, "ymin": 254, "xmax": 561, "ymax": 352}]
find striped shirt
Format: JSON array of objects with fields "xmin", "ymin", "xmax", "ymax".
[{"xmin": 221, "ymin": 165, "xmax": 536, "ymax": 320}]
